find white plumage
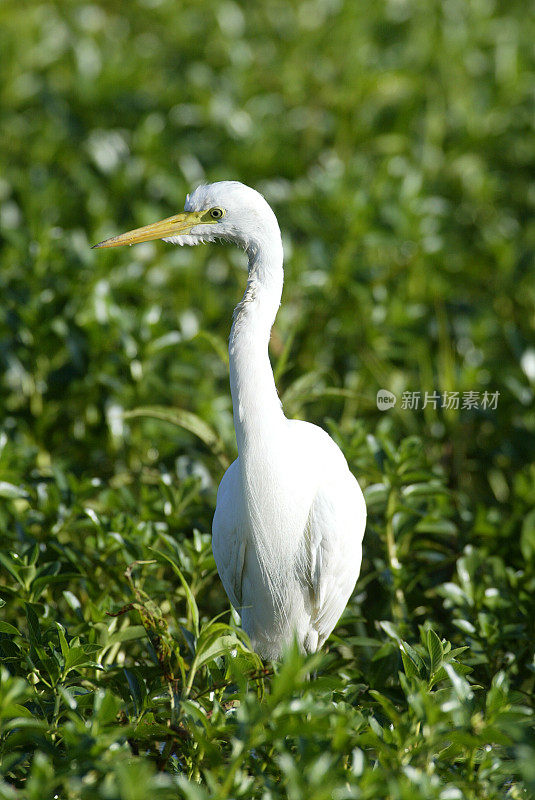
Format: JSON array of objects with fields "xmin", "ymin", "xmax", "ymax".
[{"xmin": 93, "ymin": 181, "xmax": 367, "ymax": 660}]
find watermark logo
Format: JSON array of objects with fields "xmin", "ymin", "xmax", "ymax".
[
  {"xmin": 376, "ymin": 389, "xmax": 500, "ymax": 411},
  {"xmin": 376, "ymin": 389, "xmax": 397, "ymax": 411}
]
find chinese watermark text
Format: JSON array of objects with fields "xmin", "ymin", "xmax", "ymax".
[{"xmin": 376, "ymin": 390, "xmax": 500, "ymax": 411}]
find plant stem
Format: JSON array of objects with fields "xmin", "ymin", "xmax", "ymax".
[{"xmin": 386, "ymin": 488, "xmax": 408, "ymax": 624}]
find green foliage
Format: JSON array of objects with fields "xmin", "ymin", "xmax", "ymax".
[{"xmin": 1, "ymin": 0, "xmax": 534, "ymax": 797}]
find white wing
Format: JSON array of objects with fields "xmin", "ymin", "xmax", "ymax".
[
  {"xmin": 306, "ymin": 468, "xmax": 366, "ymax": 646},
  {"xmin": 212, "ymin": 458, "xmax": 246, "ymax": 610}
]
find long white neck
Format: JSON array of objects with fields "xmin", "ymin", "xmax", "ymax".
[{"xmin": 229, "ymin": 235, "xmax": 285, "ymax": 455}]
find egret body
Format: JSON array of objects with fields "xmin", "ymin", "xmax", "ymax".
[{"xmin": 94, "ymin": 181, "xmax": 366, "ymax": 659}]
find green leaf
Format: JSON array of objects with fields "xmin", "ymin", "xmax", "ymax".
[
  {"xmin": 444, "ymin": 663, "xmax": 473, "ymax": 702},
  {"xmin": 401, "ymin": 482, "xmax": 450, "ymax": 498},
  {"xmin": 63, "ymin": 646, "xmax": 101, "ymax": 676},
  {"xmin": 363, "ymin": 483, "xmax": 389, "ymax": 508},
  {"xmin": 124, "ymin": 668, "xmax": 146, "ymax": 714},
  {"xmin": 194, "ymin": 329, "xmax": 229, "ymax": 366},
  {"xmin": 192, "ymin": 634, "xmax": 239, "ymax": 671},
  {"xmin": 520, "ymin": 508, "xmax": 535, "ymax": 561},
  {"xmin": 427, "ymin": 629, "xmax": 443, "ymax": 674},
  {"xmin": 0, "ymin": 481, "xmax": 29, "ymax": 499},
  {"xmin": 56, "ymin": 623, "xmax": 69, "ymax": 658},
  {"xmin": 280, "ymin": 371, "xmax": 324, "ymax": 414},
  {"xmin": 400, "ymin": 650, "xmax": 419, "ymax": 680},
  {"xmin": 124, "ymin": 406, "xmax": 230, "ymax": 468},
  {"xmin": 105, "ymin": 626, "xmax": 148, "ymax": 645},
  {"xmin": 369, "ymin": 690, "xmax": 400, "ymax": 724},
  {"xmin": 378, "ymin": 620, "xmax": 402, "ymax": 642},
  {"xmin": 25, "ymin": 604, "xmax": 42, "ymax": 646},
  {"xmin": 0, "ymin": 553, "xmax": 22, "ymax": 584},
  {"xmin": 0, "ymin": 621, "xmax": 20, "ymax": 636},
  {"xmin": 150, "ymin": 547, "xmax": 199, "ymax": 636},
  {"xmin": 400, "ymin": 641, "xmax": 426, "ymax": 679},
  {"xmin": 415, "ymin": 518, "xmax": 457, "ymax": 536},
  {"xmin": 31, "ymin": 573, "xmax": 83, "ymax": 597}
]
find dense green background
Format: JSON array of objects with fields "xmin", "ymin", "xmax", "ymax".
[{"xmin": 1, "ymin": 0, "xmax": 534, "ymax": 797}]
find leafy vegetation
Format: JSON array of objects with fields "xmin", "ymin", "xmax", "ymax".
[{"xmin": 1, "ymin": 0, "xmax": 534, "ymax": 797}]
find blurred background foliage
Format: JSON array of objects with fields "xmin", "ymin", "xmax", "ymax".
[{"xmin": 0, "ymin": 0, "xmax": 534, "ymax": 797}]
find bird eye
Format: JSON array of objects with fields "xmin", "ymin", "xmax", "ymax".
[{"xmin": 209, "ymin": 207, "xmax": 224, "ymax": 220}]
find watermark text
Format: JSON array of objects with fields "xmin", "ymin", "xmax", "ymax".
[{"xmin": 376, "ymin": 390, "xmax": 500, "ymax": 411}]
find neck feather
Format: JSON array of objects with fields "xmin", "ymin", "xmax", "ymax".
[{"xmin": 229, "ymin": 236, "xmax": 285, "ymax": 454}]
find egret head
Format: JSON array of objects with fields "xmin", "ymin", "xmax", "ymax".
[{"xmin": 92, "ymin": 180, "xmax": 280, "ymax": 253}]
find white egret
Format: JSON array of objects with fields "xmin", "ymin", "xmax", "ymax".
[{"xmin": 93, "ymin": 181, "xmax": 366, "ymax": 659}]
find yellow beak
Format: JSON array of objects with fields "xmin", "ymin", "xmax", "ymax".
[{"xmin": 92, "ymin": 210, "xmax": 206, "ymax": 249}]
